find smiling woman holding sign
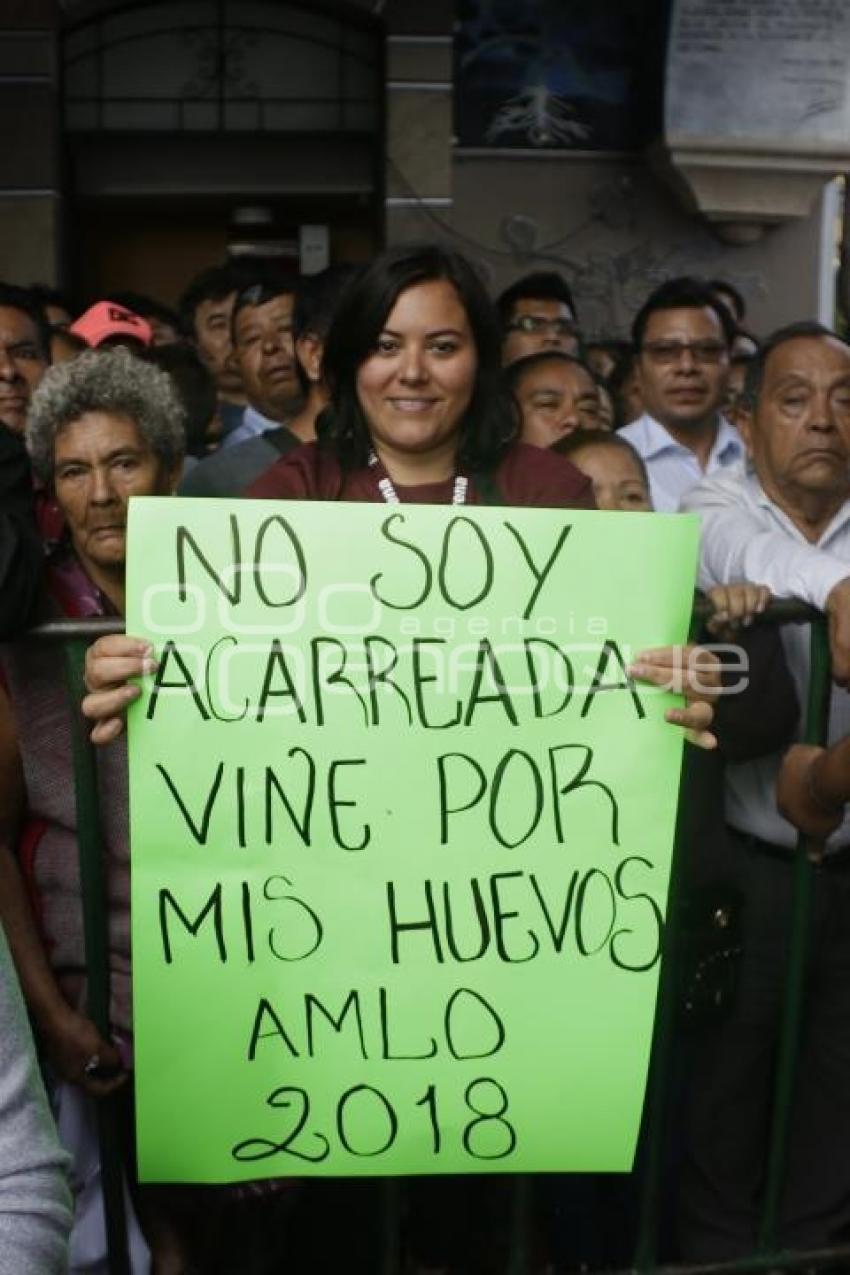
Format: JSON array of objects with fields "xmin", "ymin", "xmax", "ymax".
[
  {"xmin": 79, "ymin": 244, "xmax": 717, "ymax": 1273},
  {"xmin": 83, "ymin": 244, "xmax": 717, "ymax": 745}
]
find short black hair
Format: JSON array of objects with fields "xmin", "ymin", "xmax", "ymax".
[
  {"xmin": 142, "ymin": 343, "xmax": 217, "ymax": 458},
  {"xmin": 585, "ymin": 338, "xmax": 631, "ymax": 363},
  {"xmin": 552, "ymin": 427, "xmax": 650, "ymax": 487},
  {"xmin": 178, "ymin": 261, "xmax": 258, "ymax": 339},
  {"xmin": 496, "ymin": 271, "xmax": 576, "ymax": 327},
  {"xmin": 503, "ymin": 349, "xmax": 594, "ymax": 393},
  {"xmin": 51, "ymin": 329, "xmax": 88, "ymax": 359},
  {"xmin": 106, "ymin": 290, "xmax": 181, "ymax": 338},
  {"xmin": 28, "ymin": 283, "xmax": 76, "ymax": 325},
  {"xmin": 291, "ymin": 265, "xmax": 360, "ymax": 395},
  {"xmin": 231, "ymin": 274, "xmax": 299, "ymax": 344},
  {"xmin": 632, "ymin": 277, "xmax": 736, "ymax": 350},
  {"xmin": 293, "ymin": 265, "xmax": 360, "ymax": 343},
  {"xmin": 708, "ymin": 278, "xmax": 746, "ymax": 323},
  {"xmin": 742, "ymin": 321, "xmax": 845, "ymax": 407},
  {"xmin": 0, "ymin": 283, "xmax": 51, "ymax": 361},
  {"xmin": 607, "ymin": 345, "xmax": 637, "ymax": 389}
]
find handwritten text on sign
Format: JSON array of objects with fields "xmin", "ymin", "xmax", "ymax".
[{"xmin": 127, "ymin": 498, "xmax": 698, "ymax": 1182}]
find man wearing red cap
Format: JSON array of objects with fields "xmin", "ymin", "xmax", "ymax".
[{"xmin": 69, "ymin": 301, "xmax": 153, "ymax": 352}]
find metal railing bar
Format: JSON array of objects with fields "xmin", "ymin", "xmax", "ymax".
[
  {"xmin": 690, "ymin": 597, "xmax": 821, "ymax": 625},
  {"xmin": 30, "ymin": 617, "xmax": 125, "ymax": 640},
  {"xmin": 28, "ymin": 597, "xmax": 826, "ymax": 646},
  {"xmin": 632, "ymin": 602, "xmax": 707, "ymax": 1271},
  {"xmin": 62, "ymin": 638, "xmax": 130, "ymax": 1275},
  {"xmin": 614, "ymin": 1241, "xmax": 850, "ymax": 1273}
]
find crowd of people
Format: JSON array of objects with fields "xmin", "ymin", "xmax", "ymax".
[{"xmin": 0, "ymin": 239, "xmax": 848, "ymax": 1274}]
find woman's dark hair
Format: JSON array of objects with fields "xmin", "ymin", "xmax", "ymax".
[
  {"xmin": 502, "ymin": 349, "xmax": 593, "ymax": 395},
  {"xmin": 317, "ymin": 242, "xmax": 517, "ymax": 473},
  {"xmin": 553, "ymin": 427, "xmax": 650, "ymax": 487},
  {"xmin": 631, "ymin": 276, "xmax": 736, "ymax": 350}
]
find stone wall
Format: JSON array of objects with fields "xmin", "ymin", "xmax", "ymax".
[
  {"xmin": 450, "ymin": 153, "xmax": 831, "ymax": 338},
  {"xmin": 382, "ymin": 0, "xmax": 835, "ymax": 336}
]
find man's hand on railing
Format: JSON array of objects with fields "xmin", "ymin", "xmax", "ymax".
[
  {"xmin": 628, "ymin": 644, "xmax": 720, "ymax": 750},
  {"xmin": 825, "ymin": 578, "xmax": 850, "ymax": 687},
  {"xmin": 81, "ymin": 634, "xmax": 157, "ymax": 744},
  {"xmin": 777, "ymin": 741, "xmax": 849, "ymax": 843},
  {"xmin": 705, "ymin": 582, "xmax": 771, "ymax": 638}
]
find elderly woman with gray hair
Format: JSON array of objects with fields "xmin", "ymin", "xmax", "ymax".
[{"xmin": 0, "ymin": 348, "xmax": 183, "ymax": 1271}]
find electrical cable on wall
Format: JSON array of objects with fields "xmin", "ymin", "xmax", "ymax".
[{"xmin": 387, "ymin": 156, "xmax": 597, "ymax": 270}]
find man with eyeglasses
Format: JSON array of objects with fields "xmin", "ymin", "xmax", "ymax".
[
  {"xmin": 619, "ymin": 277, "xmax": 743, "ymax": 512},
  {"xmin": 497, "ymin": 271, "xmax": 581, "ymax": 366}
]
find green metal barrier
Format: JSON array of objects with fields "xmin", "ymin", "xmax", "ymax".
[
  {"xmin": 37, "ymin": 603, "xmax": 849, "ymax": 1274},
  {"xmin": 756, "ymin": 617, "xmax": 831, "ymax": 1257},
  {"xmin": 61, "ymin": 625, "xmax": 128, "ymax": 1275},
  {"xmin": 621, "ymin": 602, "xmax": 836, "ymax": 1275}
]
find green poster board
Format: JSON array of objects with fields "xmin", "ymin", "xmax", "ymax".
[{"xmin": 126, "ymin": 497, "xmax": 698, "ymax": 1182}]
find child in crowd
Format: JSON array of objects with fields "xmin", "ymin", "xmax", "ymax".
[
  {"xmin": 554, "ymin": 428, "xmax": 652, "ymax": 512},
  {"xmin": 554, "ymin": 429, "xmax": 769, "ymax": 634}
]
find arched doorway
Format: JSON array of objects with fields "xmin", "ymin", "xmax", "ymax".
[{"xmin": 61, "ymin": 0, "xmax": 384, "ymax": 301}]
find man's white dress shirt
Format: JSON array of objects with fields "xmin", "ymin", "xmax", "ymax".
[
  {"xmin": 683, "ymin": 466, "xmax": 850, "ymax": 848},
  {"xmin": 681, "ymin": 464, "xmax": 850, "ymax": 606},
  {"xmin": 220, "ymin": 404, "xmax": 279, "ymax": 450},
  {"xmin": 619, "ymin": 412, "xmax": 744, "ymax": 512}
]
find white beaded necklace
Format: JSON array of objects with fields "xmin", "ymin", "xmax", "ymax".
[{"xmin": 368, "ymin": 451, "xmax": 468, "ymax": 506}]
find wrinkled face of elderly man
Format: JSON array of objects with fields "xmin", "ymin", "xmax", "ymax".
[{"xmin": 741, "ymin": 333, "xmax": 850, "ymax": 533}]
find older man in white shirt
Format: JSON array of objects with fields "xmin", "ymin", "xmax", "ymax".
[
  {"xmin": 681, "ymin": 325, "xmax": 850, "ymax": 685},
  {"xmin": 678, "ymin": 321, "xmax": 850, "ymax": 1262},
  {"xmin": 620, "ymin": 277, "xmax": 744, "ymax": 512}
]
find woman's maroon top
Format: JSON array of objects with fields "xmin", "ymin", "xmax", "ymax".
[{"xmin": 246, "ymin": 440, "xmax": 595, "ymax": 509}]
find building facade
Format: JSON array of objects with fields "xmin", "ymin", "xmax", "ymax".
[{"xmin": 0, "ymin": 0, "xmax": 838, "ymax": 333}]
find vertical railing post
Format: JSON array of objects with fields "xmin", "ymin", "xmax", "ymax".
[
  {"xmin": 631, "ymin": 747, "xmax": 695, "ymax": 1274},
  {"xmin": 631, "ymin": 605, "xmax": 707, "ymax": 1274},
  {"xmin": 381, "ymin": 1178, "xmax": 402, "ymax": 1275},
  {"xmin": 63, "ymin": 635, "xmax": 130, "ymax": 1275},
  {"xmin": 757, "ymin": 618, "xmax": 832, "ymax": 1253},
  {"xmin": 507, "ymin": 1175, "xmax": 532, "ymax": 1275}
]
